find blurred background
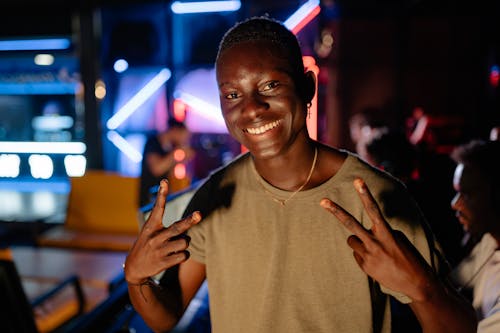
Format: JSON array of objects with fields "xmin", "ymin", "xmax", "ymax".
[
  {"xmin": 0, "ymin": 0, "xmax": 499, "ymax": 221},
  {"xmin": 0, "ymin": 1, "xmax": 499, "ymax": 332},
  {"xmin": 0, "ymin": 0, "xmax": 498, "ymax": 253}
]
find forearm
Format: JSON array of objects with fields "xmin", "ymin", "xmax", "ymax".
[
  {"xmin": 128, "ymin": 279, "xmax": 183, "ymax": 333},
  {"xmin": 409, "ymin": 278, "xmax": 477, "ymax": 333}
]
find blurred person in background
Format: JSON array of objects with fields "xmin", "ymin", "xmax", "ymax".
[
  {"xmin": 139, "ymin": 118, "xmax": 195, "ymax": 207},
  {"xmin": 449, "ymin": 140, "xmax": 500, "ymax": 332},
  {"xmin": 490, "ymin": 126, "xmax": 500, "ymax": 141},
  {"xmin": 347, "ymin": 107, "xmax": 384, "ymax": 160},
  {"xmin": 364, "ymin": 129, "xmax": 465, "ymax": 267}
]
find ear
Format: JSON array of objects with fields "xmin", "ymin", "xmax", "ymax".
[{"xmin": 302, "ymin": 70, "xmax": 316, "ymax": 105}]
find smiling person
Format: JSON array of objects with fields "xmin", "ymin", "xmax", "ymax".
[{"xmin": 124, "ymin": 16, "xmax": 476, "ymax": 332}]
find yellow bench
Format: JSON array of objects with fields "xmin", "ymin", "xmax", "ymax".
[{"xmin": 37, "ymin": 170, "xmax": 140, "ymax": 252}]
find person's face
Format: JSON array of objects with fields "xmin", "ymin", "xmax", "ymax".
[
  {"xmin": 216, "ymin": 41, "xmax": 307, "ymax": 160},
  {"xmin": 451, "ymin": 163, "xmax": 493, "ymax": 238}
]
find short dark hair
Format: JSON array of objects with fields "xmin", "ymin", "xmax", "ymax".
[
  {"xmin": 451, "ymin": 139, "xmax": 500, "ymax": 209},
  {"xmin": 451, "ymin": 140, "xmax": 500, "ymax": 172},
  {"xmin": 216, "ymin": 16, "xmax": 308, "ymax": 100}
]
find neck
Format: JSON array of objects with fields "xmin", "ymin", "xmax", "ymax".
[{"xmin": 253, "ymin": 140, "xmax": 318, "ymax": 191}]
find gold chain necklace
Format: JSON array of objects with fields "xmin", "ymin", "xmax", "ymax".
[{"xmin": 253, "ymin": 147, "xmax": 318, "ymax": 206}]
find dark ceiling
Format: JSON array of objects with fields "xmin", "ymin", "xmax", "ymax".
[{"xmin": 0, "ymin": 0, "xmax": 497, "ymax": 38}]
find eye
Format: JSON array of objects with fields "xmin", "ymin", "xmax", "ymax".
[
  {"xmin": 224, "ymin": 92, "xmax": 239, "ymax": 100},
  {"xmin": 262, "ymin": 81, "xmax": 279, "ymax": 91}
]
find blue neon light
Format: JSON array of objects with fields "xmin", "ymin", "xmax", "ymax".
[
  {"xmin": 0, "ymin": 38, "xmax": 71, "ymax": 51},
  {"xmin": 171, "ymin": 1, "xmax": 241, "ymax": 14},
  {"xmin": 106, "ymin": 68, "xmax": 171, "ymax": 130},
  {"xmin": 107, "ymin": 131, "xmax": 143, "ymax": 163},
  {"xmin": 0, "ymin": 82, "xmax": 77, "ymax": 95},
  {"xmin": 0, "ymin": 141, "xmax": 86, "ymax": 154}
]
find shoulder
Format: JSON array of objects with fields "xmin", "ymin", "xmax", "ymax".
[
  {"xmin": 332, "ymin": 148, "xmax": 406, "ymax": 193},
  {"xmin": 183, "ymin": 153, "xmax": 251, "ymax": 217}
]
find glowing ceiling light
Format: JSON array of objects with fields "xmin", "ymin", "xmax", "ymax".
[
  {"xmin": 107, "ymin": 131, "xmax": 143, "ymax": 163},
  {"xmin": 34, "ymin": 54, "xmax": 54, "ymax": 66},
  {"xmin": 28, "ymin": 154, "xmax": 54, "ymax": 179},
  {"xmin": 32, "ymin": 116, "xmax": 74, "ymax": 131},
  {"xmin": 0, "ymin": 141, "xmax": 86, "ymax": 154},
  {"xmin": 284, "ymin": 0, "xmax": 321, "ymax": 34},
  {"xmin": 64, "ymin": 155, "xmax": 87, "ymax": 177},
  {"xmin": 171, "ymin": 0, "xmax": 241, "ymax": 14},
  {"xmin": 114, "ymin": 59, "xmax": 129, "ymax": 73},
  {"xmin": 95, "ymin": 80, "xmax": 107, "ymax": 99},
  {"xmin": 0, "ymin": 154, "xmax": 21, "ymax": 178},
  {"xmin": 106, "ymin": 68, "xmax": 171, "ymax": 130},
  {"xmin": 0, "ymin": 38, "xmax": 71, "ymax": 51}
]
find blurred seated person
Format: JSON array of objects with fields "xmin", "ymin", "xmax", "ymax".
[
  {"xmin": 364, "ymin": 128, "xmax": 465, "ymax": 267},
  {"xmin": 449, "ymin": 140, "xmax": 500, "ymax": 332},
  {"xmin": 347, "ymin": 107, "xmax": 384, "ymax": 158},
  {"xmin": 139, "ymin": 118, "xmax": 195, "ymax": 207},
  {"xmin": 406, "ymin": 106, "xmax": 436, "ymax": 147},
  {"xmin": 490, "ymin": 126, "xmax": 500, "ymax": 141},
  {"xmin": 364, "ymin": 128, "xmax": 417, "ymax": 184}
]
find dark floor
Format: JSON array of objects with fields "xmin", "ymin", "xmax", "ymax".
[{"xmin": 0, "ymin": 178, "xmax": 211, "ymax": 333}]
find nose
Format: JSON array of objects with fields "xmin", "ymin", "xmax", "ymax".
[
  {"xmin": 450, "ymin": 192, "xmax": 462, "ymax": 210},
  {"xmin": 242, "ymin": 94, "xmax": 269, "ymax": 118}
]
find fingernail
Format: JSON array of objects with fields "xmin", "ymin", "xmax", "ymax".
[
  {"xmin": 354, "ymin": 179, "xmax": 365, "ymax": 194},
  {"xmin": 160, "ymin": 179, "xmax": 170, "ymax": 192},
  {"xmin": 320, "ymin": 199, "xmax": 337, "ymax": 212},
  {"xmin": 192, "ymin": 211, "xmax": 201, "ymax": 223}
]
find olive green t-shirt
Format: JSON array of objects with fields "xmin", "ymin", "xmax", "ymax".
[{"xmin": 187, "ymin": 152, "xmax": 438, "ymax": 333}]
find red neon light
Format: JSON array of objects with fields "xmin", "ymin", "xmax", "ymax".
[
  {"xmin": 173, "ymin": 99, "xmax": 187, "ymax": 122},
  {"xmin": 490, "ymin": 70, "xmax": 499, "ymax": 87},
  {"xmin": 291, "ymin": 6, "xmax": 321, "ymax": 35}
]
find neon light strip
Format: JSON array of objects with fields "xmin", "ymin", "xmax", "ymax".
[
  {"xmin": 174, "ymin": 91, "xmax": 223, "ymax": 123},
  {"xmin": 171, "ymin": 1, "xmax": 241, "ymax": 14},
  {"xmin": 284, "ymin": 0, "xmax": 320, "ymax": 34},
  {"xmin": 106, "ymin": 131, "xmax": 143, "ymax": 163},
  {"xmin": 0, "ymin": 82, "xmax": 77, "ymax": 95},
  {"xmin": 0, "ymin": 38, "xmax": 71, "ymax": 51},
  {"xmin": 0, "ymin": 141, "xmax": 86, "ymax": 154},
  {"xmin": 106, "ymin": 68, "xmax": 171, "ymax": 130}
]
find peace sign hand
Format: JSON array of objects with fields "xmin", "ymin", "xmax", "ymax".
[
  {"xmin": 320, "ymin": 178, "xmax": 437, "ymax": 302},
  {"xmin": 124, "ymin": 179, "xmax": 201, "ymax": 285}
]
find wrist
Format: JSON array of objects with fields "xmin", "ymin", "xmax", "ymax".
[
  {"xmin": 123, "ymin": 262, "xmax": 161, "ymax": 287},
  {"xmin": 126, "ymin": 276, "xmax": 161, "ymax": 287},
  {"xmin": 411, "ymin": 274, "xmax": 442, "ymax": 303}
]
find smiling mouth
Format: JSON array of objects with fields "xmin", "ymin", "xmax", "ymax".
[{"xmin": 244, "ymin": 120, "xmax": 282, "ymax": 135}]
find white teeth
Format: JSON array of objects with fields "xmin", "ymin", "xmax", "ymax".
[{"xmin": 246, "ymin": 120, "xmax": 281, "ymax": 135}]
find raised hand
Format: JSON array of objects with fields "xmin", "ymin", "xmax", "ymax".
[
  {"xmin": 320, "ymin": 178, "xmax": 437, "ymax": 302},
  {"xmin": 124, "ymin": 179, "xmax": 201, "ymax": 285}
]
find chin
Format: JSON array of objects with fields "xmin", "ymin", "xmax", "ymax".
[{"xmin": 247, "ymin": 144, "xmax": 282, "ymax": 160}]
